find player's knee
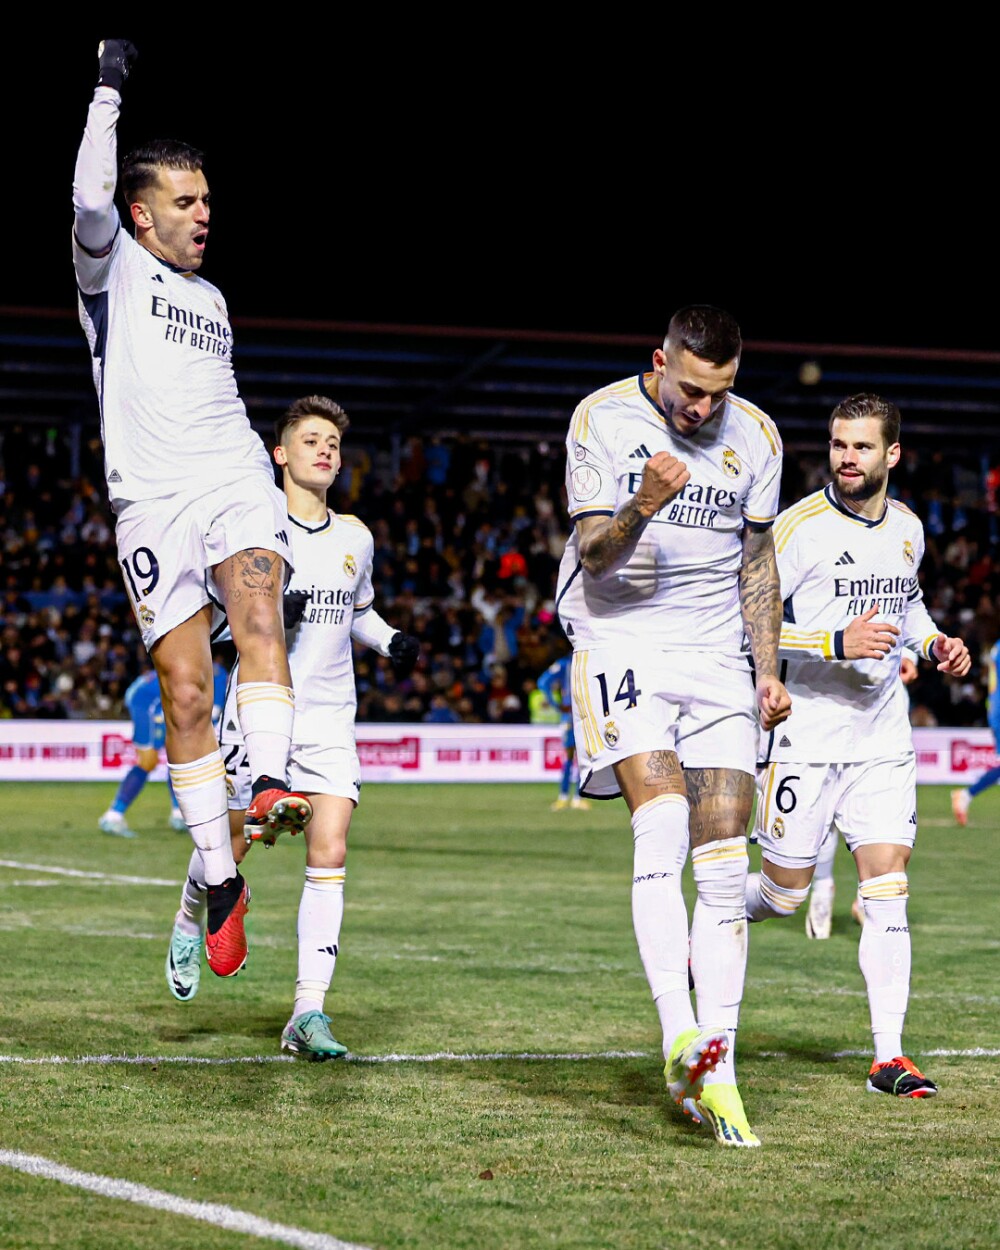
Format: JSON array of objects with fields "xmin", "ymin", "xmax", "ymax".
[
  {"xmin": 135, "ymin": 746, "xmax": 159, "ymax": 772},
  {"xmin": 749, "ymin": 869, "xmax": 810, "ymax": 918},
  {"xmin": 691, "ymin": 836, "xmax": 749, "ymax": 906},
  {"xmin": 631, "ymin": 794, "xmax": 689, "ymax": 887},
  {"xmin": 857, "ymin": 871, "xmax": 908, "ymax": 925},
  {"xmin": 160, "ymin": 673, "xmax": 213, "ymax": 734}
]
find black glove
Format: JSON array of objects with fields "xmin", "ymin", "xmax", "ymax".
[
  {"xmin": 282, "ymin": 590, "xmax": 310, "ymax": 630},
  {"xmin": 97, "ymin": 39, "xmax": 138, "ymax": 92},
  {"xmin": 387, "ymin": 632, "xmax": 420, "ymax": 677}
]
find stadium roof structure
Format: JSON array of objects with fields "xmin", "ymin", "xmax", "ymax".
[{"xmin": 3, "ymin": 306, "xmax": 1000, "ymax": 455}]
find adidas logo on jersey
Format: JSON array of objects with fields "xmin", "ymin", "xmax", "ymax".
[
  {"xmin": 108, "ymin": 469, "xmax": 122, "ymax": 483},
  {"xmin": 835, "ymin": 551, "xmax": 856, "ymax": 565},
  {"xmin": 779, "ymin": 735, "xmax": 791, "ymax": 747},
  {"xmin": 628, "ymin": 444, "xmax": 652, "ymax": 459}
]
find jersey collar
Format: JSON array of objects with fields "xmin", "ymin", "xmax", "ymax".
[
  {"xmin": 288, "ymin": 511, "xmax": 332, "ymax": 534},
  {"xmin": 825, "ymin": 482, "xmax": 887, "ymax": 528}
]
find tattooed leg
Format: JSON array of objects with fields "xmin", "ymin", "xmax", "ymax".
[
  {"xmin": 684, "ymin": 767, "xmax": 754, "ymax": 848},
  {"xmin": 614, "ymin": 750, "xmax": 687, "ymax": 815},
  {"xmin": 214, "ymin": 547, "xmax": 290, "ymax": 685}
]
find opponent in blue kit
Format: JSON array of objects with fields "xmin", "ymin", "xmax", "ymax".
[
  {"xmin": 537, "ymin": 653, "xmax": 589, "ymax": 810},
  {"xmin": 951, "ymin": 638, "xmax": 1000, "ymax": 826}
]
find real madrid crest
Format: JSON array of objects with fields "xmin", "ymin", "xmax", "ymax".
[
  {"xmin": 770, "ymin": 816, "xmax": 785, "ymax": 840},
  {"xmin": 138, "ymin": 604, "xmax": 156, "ymax": 629},
  {"xmin": 902, "ymin": 540, "xmax": 914, "ymax": 566},
  {"xmin": 722, "ymin": 448, "xmax": 742, "ymax": 478},
  {"xmin": 604, "ymin": 721, "xmax": 620, "ymax": 748},
  {"xmin": 344, "ymin": 554, "xmax": 357, "ymax": 577}
]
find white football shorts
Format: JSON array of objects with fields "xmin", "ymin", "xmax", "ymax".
[
  {"xmin": 114, "ymin": 474, "xmax": 292, "ymax": 650},
  {"xmin": 218, "ymin": 674, "xmax": 360, "ymax": 807},
  {"xmin": 221, "ymin": 734, "xmax": 361, "ymax": 809},
  {"xmin": 570, "ymin": 646, "xmax": 758, "ymax": 798},
  {"xmin": 753, "ymin": 754, "xmax": 918, "ymax": 868}
]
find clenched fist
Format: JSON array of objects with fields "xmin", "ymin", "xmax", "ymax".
[{"xmin": 634, "ymin": 451, "xmax": 690, "ymax": 519}]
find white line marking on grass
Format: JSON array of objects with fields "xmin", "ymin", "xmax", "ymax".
[
  {"xmin": 0, "ymin": 1150, "xmax": 369, "ymax": 1250},
  {"xmin": 0, "ymin": 1049, "xmax": 650, "ymax": 1067},
  {"xmin": 0, "ymin": 860, "xmax": 179, "ymax": 887},
  {"xmin": 4, "ymin": 1047, "xmax": 997, "ymax": 1069},
  {"xmin": 0, "ymin": 1054, "xmax": 297, "ymax": 1066},
  {"xmin": 349, "ymin": 1049, "xmax": 651, "ymax": 1063}
]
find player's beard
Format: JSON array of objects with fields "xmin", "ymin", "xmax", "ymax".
[{"xmin": 834, "ymin": 462, "xmax": 887, "ymax": 502}]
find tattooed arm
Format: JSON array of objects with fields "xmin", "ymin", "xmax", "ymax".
[
  {"xmin": 739, "ymin": 525, "xmax": 791, "ymax": 730},
  {"xmin": 578, "ymin": 451, "xmax": 690, "ymax": 579}
]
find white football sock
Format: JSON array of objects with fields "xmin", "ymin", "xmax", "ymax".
[
  {"xmin": 175, "ymin": 854, "xmax": 207, "ymax": 935},
  {"xmin": 292, "ymin": 865, "xmax": 346, "ymax": 1019},
  {"xmin": 858, "ymin": 872, "xmax": 910, "ymax": 1062},
  {"xmin": 168, "ymin": 753, "xmax": 235, "ymax": 885},
  {"xmin": 630, "ymin": 795, "xmax": 695, "ymax": 1059},
  {"xmin": 691, "ymin": 836, "xmax": 750, "ymax": 1086},
  {"xmin": 236, "ymin": 682, "xmax": 294, "ymax": 784}
]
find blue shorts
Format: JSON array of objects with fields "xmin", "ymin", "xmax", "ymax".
[{"xmin": 561, "ymin": 717, "xmax": 575, "ymax": 752}]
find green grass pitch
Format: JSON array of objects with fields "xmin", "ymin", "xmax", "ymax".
[{"xmin": 1, "ymin": 781, "xmax": 998, "ymax": 1249}]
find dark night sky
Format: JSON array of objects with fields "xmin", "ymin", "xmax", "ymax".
[{"xmin": 11, "ymin": 32, "xmax": 992, "ymax": 353}]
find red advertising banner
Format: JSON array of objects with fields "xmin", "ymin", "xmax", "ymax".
[{"xmin": 0, "ymin": 722, "xmax": 991, "ymax": 785}]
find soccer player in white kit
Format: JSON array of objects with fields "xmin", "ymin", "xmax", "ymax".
[
  {"xmin": 165, "ymin": 396, "xmax": 419, "ymax": 1059},
  {"xmin": 746, "ymin": 393, "xmax": 970, "ymax": 1098},
  {"xmin": 556, "ymin": 306, "xmax": 791, "ymax": 1146},
  {"xmin": 72, "ymin": 41, "xmax": 313, "ymax": 980},
  {"xmin": 803, "ymin": 649, "xmax": 919, "ymax": 940}
]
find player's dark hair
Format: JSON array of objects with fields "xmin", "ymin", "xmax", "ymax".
[
  {"xmin": 664, "ymin": 305, "xmax": 742, "ymax": 365},
  {"xmin": 829, "ymin": 393, "xmax": 901, "ymax": 448},
  {"xmin": 122, "ymin": 140, "xmax": 204, "ymax": 204},
  {"xmin": 275, "ymin": 395, "xmax": 350, "ymax": 445}
]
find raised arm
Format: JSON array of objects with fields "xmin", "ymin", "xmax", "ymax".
[{"xmin": 72, "ymin": 41, "xmax": 138, "ymax": 256}]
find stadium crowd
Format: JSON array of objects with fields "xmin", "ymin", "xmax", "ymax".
[{"xmin": 0, "ymin": 418, "xmax": 995, "ymax": 728}]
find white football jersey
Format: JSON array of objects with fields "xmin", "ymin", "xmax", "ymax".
[
  {"xmin": 766, "ymin": 484, "xmax": 940, "ymax": 763},
  {"xmin": 556, "ymin": 375, "xmax": 782, "ymax": 654},
  {"xmin": 73, "ymin": 96, "xmax": 273, "ymax": 510},
  {"xmin": 225, "ymin": 511, "xmax": 376, "ymax": 746}
]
